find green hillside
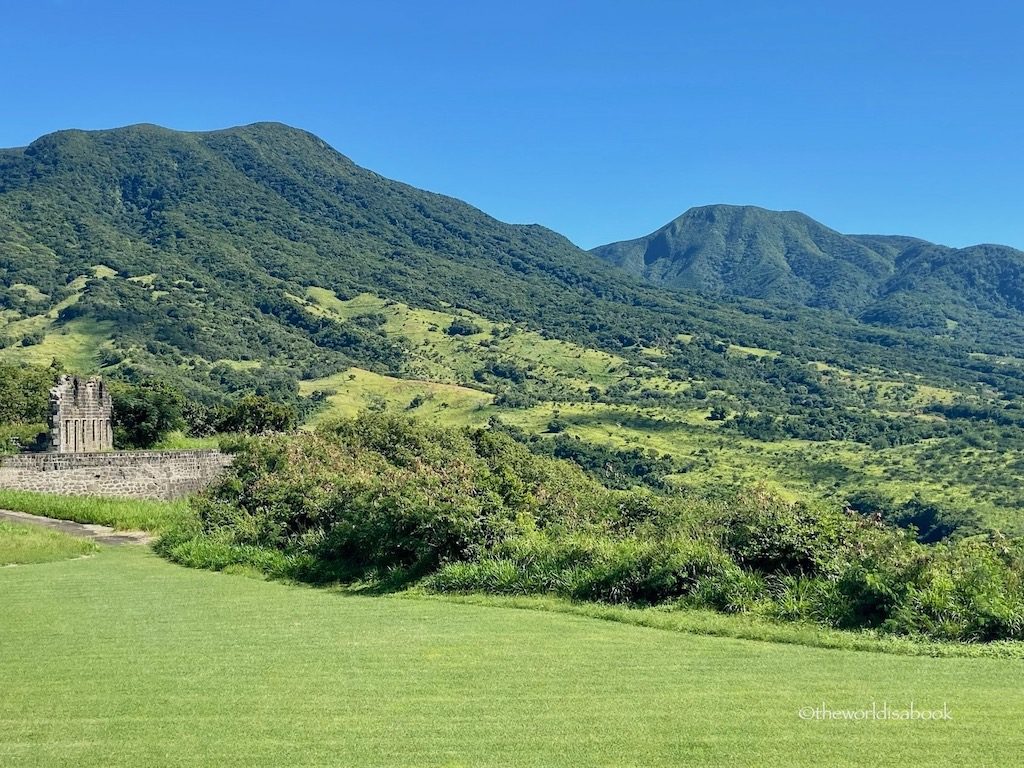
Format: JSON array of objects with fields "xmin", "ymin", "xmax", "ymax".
[
  {"xmin": 0, "ymin": 122, "xmax": 736, "ymax": 389},
  {"xmin": 591, "ymin": 204, "xmax": 1024, "ymax": 344},
  {"xmin": 5, "ymin": 124, "xmax": 1024, "ymax": 530}
]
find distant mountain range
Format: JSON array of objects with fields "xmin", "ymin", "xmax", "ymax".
[
  {"xmin": 592, "ymin": 204, "xmax": 1024, "ymax": 332},
  {"xmin": 0, "ymin": 122, "xmax": 815, "ymax": 396},
  {"xmin": 1, "ymin": 121, "xmax": 1023, "ymax": 402}
]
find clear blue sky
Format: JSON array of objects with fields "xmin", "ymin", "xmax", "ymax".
[{"xmin": 3, "ymin": 0, "xmax": 1022, "ymax": 249}]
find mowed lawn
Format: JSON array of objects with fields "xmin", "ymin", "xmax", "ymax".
[{"xmin": 1, "ymin": 547, "xmax": 1022, "ymax": 767}]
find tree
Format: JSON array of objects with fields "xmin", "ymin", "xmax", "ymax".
[
  {"xmin": 446, "ymin": 319, "xmax": 482, "ymax": 336},
  {"xmin": 708, "ymin": 404, "xmax": 728, "ymax": 421},
  {"xmin": 111, "ymin": 381, "xmax": 185, "ymax": 449},
  {"xmin": 217, "ymin": 394, "xmax": 297, "ymax": 434}
]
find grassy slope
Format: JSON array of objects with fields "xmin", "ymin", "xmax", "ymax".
[
  {"xmin": 0, "ymin": 546, "xmax": 1020, "ymax": 767},
  {"xmin": 0, "ymin": 520, "xmax": 97, "ymax": 565},
  {"xmin": 296, "ymin": 292, "xmax": 1024, "ymax": 530},
  {"xmin": 0, "ymin": 271, "xmax": 116, "ymax": 369},
  {"xmin": 300, "ymin": 367, "xmax": 494, "ymax": 428},
  {"xmin": 303, "ymin": 289, "xmax": 625, "ymax": 392}
]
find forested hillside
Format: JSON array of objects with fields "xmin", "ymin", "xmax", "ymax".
[
  {"xmin": 4, "ymin": 123, "xmax": 1024, "ymax": 531},
  {"xmin": 592, "ymin": 204, "xmax": 1024, "ymax": 345}
]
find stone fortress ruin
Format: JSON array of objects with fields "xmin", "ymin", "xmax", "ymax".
[
  {"xmin": 48, "ymin": 375, "xmax": 113, "ymax": 453},
  {"xmin": 0, "ymin": 374, "xmax": 231, "ymax": 500}
]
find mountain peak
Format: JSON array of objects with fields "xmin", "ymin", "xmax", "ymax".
[
  {"xmin": 592, "ymin": 204, "xmax": 1024, "ymax": 323},
  {"xmin": 591, "ymin": 205, "xmax": 891, "ymax": 310}
]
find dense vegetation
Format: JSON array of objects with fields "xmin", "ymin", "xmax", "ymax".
[
  {"xmin": 592, "ymin": 204, "xmax": 1024, "ymax": 347},
  {"xmin": 0, "ymin": 362, "xmax": 61, "ymax": 450},
  {"xmin": 159, "ymin": 414, "xmax": 1024, "ymax": 643},
  {"xmin": 6, "ymin": 122, "xmax": 1024, "ymax": 532}
]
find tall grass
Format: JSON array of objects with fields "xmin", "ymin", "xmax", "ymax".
[
  {"xmin": 410, "ymin": 592, "xmax": 1024, "ymax": 659},
  {"xmin": 0, "ymin": 520, "xmax": 98, "ymax": 565},
  {"xmin": 0, "ymin": 490, "xmax": 189, "ymax": 533}
]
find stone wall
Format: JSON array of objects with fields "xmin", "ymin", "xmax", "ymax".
[{"xmin": 0, "ymin": 450, "xmax": 232, "ymax": 500}]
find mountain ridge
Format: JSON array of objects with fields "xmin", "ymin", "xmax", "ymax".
[
  {"xmin": 1, "ymin": 121, "xmax": 1022, "ymax": 392},
  {"xmin": 591, "ymin": 204, "xmax": 1024, "ymax": 329}
]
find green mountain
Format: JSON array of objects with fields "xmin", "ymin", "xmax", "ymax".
[
  {"xmin": 591, "ymin": 205, "xmax": 893, "ymax": 311},
  {"xmin": 7, "ymin": 123, "xmax": 1024, "ymax": 532},
  {"xmin": 591, "ymin": 204, "xmax": 1024, "ymax": 335},
  {"xmin": 0, "ymin": 123, "xmax": 952, "ymax": 394},
  {"xmin": 0, "ymin": 122, "xmax": 743, "ymax": 394},
  {"xmin": 0, "ymin": 122, "xmax": 644, "ymax": 361}
]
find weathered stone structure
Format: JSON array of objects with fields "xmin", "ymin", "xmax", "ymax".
[
  {"xmin": 49, "ymin": 375, "xmax": 113, "ymax": 453},
  {"xmin": 0, "ymin": 450, "xmax": 233, "ymax": 500},
  {"xmin": 0, "ymin": 373, "xmax": 233, "ymax": 500}
]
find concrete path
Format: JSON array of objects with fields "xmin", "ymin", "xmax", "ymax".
[{"xmin": 0, "ymin": 509, "xmax": 154, "ymax": 546}]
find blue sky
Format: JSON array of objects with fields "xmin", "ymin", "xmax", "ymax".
[{"xmin": 3, "ymin": 0, "xmax": 1022, "ymax": 249}]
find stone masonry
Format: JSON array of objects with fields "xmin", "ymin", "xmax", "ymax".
[
  {"xmin": 49, "ymin": 375, "xmax": 113, "ymax": 453},
  {"xmin": 0, "ymin": 374, "xmax": 233, "ymax": 500},
  {"xmin": 0, "ymin": 450, "xmax": 233, "ymax": 500}
]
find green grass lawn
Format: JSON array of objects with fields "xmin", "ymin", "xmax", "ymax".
[
  {"xmin": 0, "ymin": 520, "xmax": 97, "ymax": 565},
  {"xmin": 1, "ymin": 546, "xmax": 1021, "ymax": 767},
  {"xmin": 0, "ymin": 490, "xmax": 188, "ymax": 533}
]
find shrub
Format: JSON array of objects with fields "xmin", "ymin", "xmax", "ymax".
[
  {"xmin": 884, "ymin": 536, "xmax": 1024, "ymax": 641},
  {"xmin": 167, "ymin": 413, "xmax": 1024, "ymax": 643},
  {"xmin": 194, "ymin": 415, "xmax": 601, "ymax": 579},
  {"xmin": 712, "ymin": 488, "xmax": 852, "ymax": 576},
  {"xmin": 446, "ymin": 319, "xmax": 482, "ymax": 336},
  {"xmin": 215, "ymin": 394, "xmax": 297, "ymax": 434},
  {"xmin": 111, "ymin": 380, "xmax": 185, "ymax": 448}
]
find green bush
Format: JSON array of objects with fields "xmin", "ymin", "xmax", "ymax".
[
  {"xmin": 446, "ymin": 319, "xmax": 483, "ymax": 336},
  {"xmin": 193, "ymin": 415, "xmax": 601, "ymax": 580},
  {"xmin": 167, "ymin": 412, "xmax": 1024, "ymax": 642},
  {"xmin": 111, "ymin": 380, "xmax": 185, "ymax": 449},
  {"xmin": 712, "ymin": 489, "xmax": 851, "ymax": 576},
  {"xmin": 885, "ymin": 535, "xmax": 1024, "ymax": 641},
  {"xmin": 214, "ymin": 394, "xmax": 297, "ymax": 434},
  {"xmin": 0, "ymin": 422, "xmax": 48, "ymax": 454}
]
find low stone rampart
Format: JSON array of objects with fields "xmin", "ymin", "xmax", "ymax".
[{"xmin": 0, "ymin": 450, "xmax": 232, "ymax": 500}]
